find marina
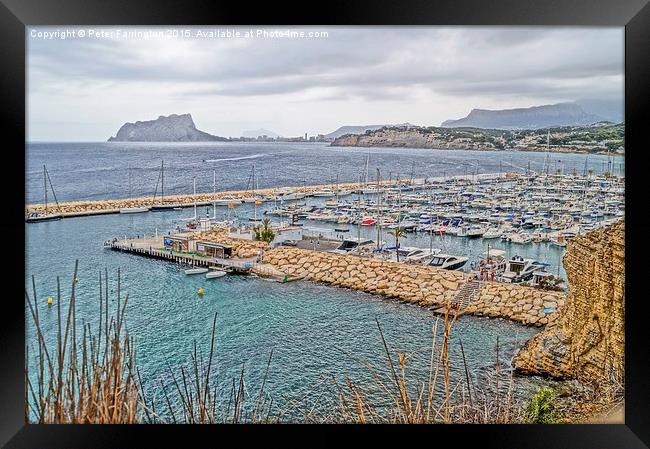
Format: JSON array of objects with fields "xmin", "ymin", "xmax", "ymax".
[{"xmin": 68, "ymin": 166, "xmax": 625, "ymax": 290}]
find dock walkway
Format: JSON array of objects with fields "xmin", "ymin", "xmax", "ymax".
[{"xmin": 107, "ymin": 236, "xmax": 258, "ymax": 271}]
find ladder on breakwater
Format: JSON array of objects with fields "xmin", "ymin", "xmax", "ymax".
[{"xmin": 451, "ymin": 278, "xmax": 482, "ymax": 310}]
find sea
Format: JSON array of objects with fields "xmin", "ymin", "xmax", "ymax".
[{"xmin": 25, "ymin": 142, "xmax": 624, "ymax": 420}]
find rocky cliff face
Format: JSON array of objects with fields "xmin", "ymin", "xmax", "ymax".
[
  {"xmin": 330, "ymin": 128, "xmax": 466, "ymax": 149},
  {"xmin": 108, "ymin": 114, "xmax": 227, "ymax": 142},
  {"xmin": 513, "ymin": 221, "xmax": 624, "ymax": 383}
]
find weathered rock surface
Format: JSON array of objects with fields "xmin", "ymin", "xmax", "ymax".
[
  {"xmin": 108, "ymin": 113, "xmax": 227, "ymax": 142},
  {"xmin": 513, "ymin": 221, "xmax": 624, "ymax": 383}
]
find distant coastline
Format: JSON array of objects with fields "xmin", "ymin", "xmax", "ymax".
[{"xmin": 329, "ymin": 123, "xmax": 624, "ymax": 155}]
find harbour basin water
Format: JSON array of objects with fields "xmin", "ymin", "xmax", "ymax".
[{"xmin": 27, "ymin": 210, "xmax": 545, "ymax": 420}]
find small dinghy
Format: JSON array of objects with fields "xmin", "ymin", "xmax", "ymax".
[
  {"xmin": 205, "ymin": 269, "xmax": 228, "ymax": 279},
  {"xmin": 184, "ymin": 267, "xmax": 209, "ymax": 275}
]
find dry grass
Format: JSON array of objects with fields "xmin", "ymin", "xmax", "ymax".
[
  {"xmin": 325, "ymin": 306, "xmax": 526, "ymax": 424},
  {"xmin": 25, "ymin": 261, "xmax": 139, "ymax": 423},
  {"xmin": 27, "ymin": 266, "xmax": 609, "ymax": 424},
  {"xmin": 138, "ymin": 312, "xmax": 276, "ymax": 424}
]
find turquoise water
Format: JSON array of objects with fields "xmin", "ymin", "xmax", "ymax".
[{"xmin": 26, "ymin": 210, "xmax": 542, "ymax": 420}]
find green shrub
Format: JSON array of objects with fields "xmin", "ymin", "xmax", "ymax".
[{"xmin": 525, "ymin": 387, "xmax": 559, "ymax": 424}]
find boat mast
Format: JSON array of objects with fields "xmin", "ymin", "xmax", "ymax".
[
  {"xmin": 161, "ymin": 160, "xmax": 164, "ymax": 205},
  {"xmin": 253, "ymin": 164, "xmax": 257, "ymax": 221},
  {"xmin": 43, "ymin": 165, "xmax": 48, "ymax": 214},
  {"xmin": 193, "ymin": 177, "xmax": 197, "ymax": 220},
  {"xmin": 212, "ymin": 169, "xmax": 217, "ymax": 220},
  {"xmin": 364, "ymin": 152, "xmax": 370, "ymax": 187},
  {"xmin": 335, "ymin": 173, "xmax": 340, "ymax": 203},
  {"xmin": 357, "ymin": 174, "xmax": 362, "ymax": 243},
  {"xmin": 376, "ymin": 168, "xmax": 382, "ymax": 251}
]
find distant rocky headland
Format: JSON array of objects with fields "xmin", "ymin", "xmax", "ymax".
[
  {"xmin": 108, "ymin": 113, "xmax": 227, "ymax": 142},
  {"xmin": 441, "ymin": 102, "xmax": 605, "ymax": 130},
  {"xmin": 330, "ymin": 123, "xmax": 624, "ymax": 155}
]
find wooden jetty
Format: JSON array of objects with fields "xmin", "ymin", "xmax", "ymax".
[{"xmin": 106, "ymin": 236, "xmax": 256, "ymax": 273}]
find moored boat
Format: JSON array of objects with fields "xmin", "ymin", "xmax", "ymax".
[{"xmin": 185, "ymin": 267, "xmax": 209, "ymax": 275}]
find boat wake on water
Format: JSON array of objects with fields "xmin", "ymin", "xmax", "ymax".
[{"xmin": 203, "ymin": 153, "xmax": 267, "ymax": 163}]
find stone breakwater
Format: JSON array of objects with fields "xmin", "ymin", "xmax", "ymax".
[
  {"xmin": 24, "ymin": 180, "xmax": 408, "ymax": 216},
  {"xmin": 262, "ymin": 247, "xmax": 565, "ymax": 327},
  {"xmin": 513, "ymin": 221, "xmax": 624, "ymax": 383}
]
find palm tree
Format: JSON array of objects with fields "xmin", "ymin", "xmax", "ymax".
[
  {"xmin": 254, "ymin": 218, "xmax": 275, "ymax": 243},
  {"xmin": 389, "ymin": 227, "xmax": 407, "ymax": 262}
]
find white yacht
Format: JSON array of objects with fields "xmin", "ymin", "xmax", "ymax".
[
  {"xmin": 498, "ymin": 255, "xmax": 549, "ymax": 283},
  {"xmin": 427, "ymin": 254, "xmax": 469, "ymax": 270},
  {"xmin": 380, "ymin": 246, "xmax": 438, "ymax": 263},
  {"xmin": 312, "ymin": 188, "xmax": 336, "ymax": 197},
  {"xmin": 330, "ymin": 237, "xmax": 376, "ymax": 254}
]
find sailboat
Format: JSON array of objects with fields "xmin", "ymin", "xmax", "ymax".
[
  {"xmin": 26, "ymin": 165, "xmax": 63, "ymax": 222},
  {"xmin": 151, "ymin": 160, "xmax": 171, "ymax": 211},
  {"xmin": 181, "ymin": 177, "xmax": 199, "ymax": 227},
  {"xmin": 120, "ymin": 165, "xmax": 149, "ymax": 214}
]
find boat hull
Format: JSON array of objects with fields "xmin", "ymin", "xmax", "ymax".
[
  {"xmin": 120, "ymin": 207, "xmax": 150, "ymax": 214},
  {"xmin": 26, "ymin": 214, "xmax": 63, "ymax": 223}
]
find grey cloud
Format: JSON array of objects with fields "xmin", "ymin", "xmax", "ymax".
[{"xmin": 28, "ymin": 27, "xmax": 623, "ymax": 103}]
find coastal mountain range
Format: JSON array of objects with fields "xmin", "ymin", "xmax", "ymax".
[
  {"xmin": 440, "ymin": 101, "xmax": 621, "ymax": 130},
  {"xmin": 108, "ymin": 113, "xmax": 227, "ymax": 142}
]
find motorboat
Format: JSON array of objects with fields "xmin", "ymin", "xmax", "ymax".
[
  {"xmin": 184, "ymin": 267, "xmax": 209, "ymax": 275},
  {"xmin": 505, "ymin": 232, "xmax": 532, "ymax": 244},
  {"xmin": 465, "ymin": 225, "xmax": 486, "ymax": 238},
  {"xmin": 206, "ymin": 269, "xmax": 228, "ymax": 279},
  {"xmin": 498, "ymin": 255, "xmax": 549, "ymax": 283},
  {"xmin": 404, "ymin": 247, "xmax": 440, "ymax": 263},
  {"xmin": 470, "ymin": 249, "xmax": 507, "ymax": 275},
  {"xmin": 481, "ymin": 227, "xmax": 502, "ymax": 239},
  {"xmin": 360, "ymin": 217, "xmax": 377, "ymax": 226},
  {"xmin": 312, "ymin": 188, "xmax": 336, "ymax": 197},
  {"xmin": 378, "ymin": 246, "xmax": 438, "ymax": 263},
  {"xmin": 330, "ymin": 237, "xmax": 375, "ymax": 254},
  {"xmin": 276, "ymin": 189, "xmax": 306, "ymax": 201},
  {"xmin": 426, "ymin": 254, "xmax": 469, "ymax": 270},
  {"xmin": 214, "ymin": 197, "xmax": 240, "ymax": 206}
]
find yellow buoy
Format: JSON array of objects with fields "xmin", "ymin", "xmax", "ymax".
[
  {"xmin": 74, "ymin": 277, "xmax": 79, "ymax": 283},
  {"xmin": 197, "ymin": 288, "xmax": 204, "ymax": 296},
  {"xmin": 47, "ymin": 296, "xmax": 53, "ymax": 305}
]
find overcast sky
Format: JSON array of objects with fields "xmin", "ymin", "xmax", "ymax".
[{"xmin": 27, "ymin": 26, "xmax": 624, "ymax": 141}]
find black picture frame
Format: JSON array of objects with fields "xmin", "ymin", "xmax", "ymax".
[{"xmin": 2, "ymin": 0, "xmax": 648, "ymax": 447}]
